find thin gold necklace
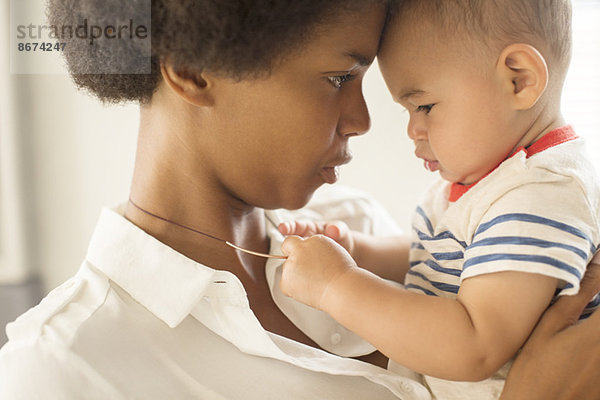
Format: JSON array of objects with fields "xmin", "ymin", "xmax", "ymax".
[{"xmin": 128, "ymin": 197, "xmax": 287, "ymax": 259}]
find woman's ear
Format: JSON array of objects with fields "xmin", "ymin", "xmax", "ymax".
[
  {"xmin": 160, "ymin": 64, "xmax": 214, "ymax": 107},
  {"xmin": 496, "ymin": 43, "xmax": 548, "ymax": 110}
]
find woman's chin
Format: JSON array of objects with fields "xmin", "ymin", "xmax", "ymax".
[{"xmin": 266, "ymin": 186, "xmax": 319, "ymax": 211}]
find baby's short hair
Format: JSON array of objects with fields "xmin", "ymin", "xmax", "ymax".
[{"xmin": 389, "ymin": 0, "xmax": 572, "ymax": 74}]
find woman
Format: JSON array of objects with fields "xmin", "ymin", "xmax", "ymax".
[
  {"xmin": 1, "ymin": 0, "xmax": 428, "ymax": 398},
  {"xmin": 1, "ymin": 0, "xmax": 599, "ymax": 398}
]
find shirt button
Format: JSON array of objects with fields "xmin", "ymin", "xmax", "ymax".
[
  {"xmin": 330, "ymin": 332, "xmax": 342, "ymax": 345},
  {"xmin": 399, "ymin": 381, "xmax": 414, "ymax": 393}
]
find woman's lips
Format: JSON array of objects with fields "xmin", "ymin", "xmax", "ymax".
[{"xmin": 320, "ymin": 154, "xmax": 352, "ymax": 184}]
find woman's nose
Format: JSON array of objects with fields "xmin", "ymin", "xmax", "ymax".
[{"xmin": 337, "ymin": 87, "xmax": 370, "ymax": 138}]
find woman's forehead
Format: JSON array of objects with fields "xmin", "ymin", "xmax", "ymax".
[{"xmin": 297, "ymin": 6, "xmax": 386, "ymax": 65}]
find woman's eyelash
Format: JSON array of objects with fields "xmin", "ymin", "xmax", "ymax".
[
  {"xmin": 416, "ymin": 104, "xmax": 435, "ymax": 114},
  {"xmin": 327, "ymin": 73, "xmax": 355, "ymax": 89}
]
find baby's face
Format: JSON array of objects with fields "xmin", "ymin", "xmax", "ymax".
[{"xmin": 378, "ymin": 18, "xmax": 529, "ymax": 185}]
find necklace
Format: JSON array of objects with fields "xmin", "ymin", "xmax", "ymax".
[{"xmin": 128, "ymin": 197, "xmax": 287, "ymax": 259}]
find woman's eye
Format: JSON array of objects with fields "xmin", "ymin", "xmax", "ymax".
[
  {"xmin": 416, "ymin": 104, "xmax": 435, "ymax": 114},
  {"xmin": 327, "ymin": 74, "xmax": 355, "ymax": 89}
]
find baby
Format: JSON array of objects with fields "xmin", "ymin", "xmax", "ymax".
[{"xmin": 279, "ymin": 0, "xmax": 600, "ymax": 398}]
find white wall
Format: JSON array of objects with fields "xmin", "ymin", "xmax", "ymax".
[
  {"xmin": 339, "ymin": 62, "xmax": 435, "ymax": 231},
  {"xmin": 21, "ymin": 75, "xmax": 139, "ymax": 290},
  {"xmin": 561, "ymin": 0, "xmax": 600, "ymax": 166},
  {"xmin": 1, "ymin": 0, "xmax": 28, "ymax": 283},
  {"xmin": 3, "ymin": 0, "xmax": 599, "ymax": 294}
]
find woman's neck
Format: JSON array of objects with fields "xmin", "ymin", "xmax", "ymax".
[{"xmin": 126, "ymin": 105, "xmax": 270, "ymax": 285}]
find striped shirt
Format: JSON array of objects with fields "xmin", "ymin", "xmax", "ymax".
[{"xmin": 406, "ymin": 126, "xmax": 600, "ymax": 318}]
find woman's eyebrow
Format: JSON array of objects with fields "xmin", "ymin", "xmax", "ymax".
[{"xmin": 344, "ymin": 51, "xmax": 373, "ymax": 67}]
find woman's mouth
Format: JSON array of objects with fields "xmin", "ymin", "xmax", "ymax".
[{"xmin": 320, "ymin": 154, "xmax": 352, "ymax": 184}]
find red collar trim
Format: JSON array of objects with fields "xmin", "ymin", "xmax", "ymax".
[{"xmin": 448, "ymin": 125, "xmax": 578, "ymax": 203}]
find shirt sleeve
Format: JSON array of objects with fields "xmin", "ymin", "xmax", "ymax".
[
  {"xmin": 461, "ymin": 179, "xmax": 599, "ymax": 295},
  {"xmin": 0, "ymin": 341, "xmax": 125, "ymax": 400}
]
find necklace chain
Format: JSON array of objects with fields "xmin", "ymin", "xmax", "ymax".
[
  {"xmin": 129, "ymin": 197, "xmax": 226, "ymax": 243},
  {"xmin": 128, "ymin": 197, "xmax": 287, "ymax": 259}
]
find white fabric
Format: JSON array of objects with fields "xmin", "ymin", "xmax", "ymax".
[
  {"xmin": 401, "ymin": 137, "xmax": 600, "ymax": 399},
  {"xmin": 0, "ymin": 185, "xmax": 430, "ymax": 400}
]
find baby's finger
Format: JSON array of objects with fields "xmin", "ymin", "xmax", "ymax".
[
  {"xmin": 278, "ymin": 220, "xmax": 303, "ymax": 235},
  {"xmin": 324, "ymin": 221, "xmax": 349, "ymax": 242},
  {"xmin": 324, "ymin": 224, "xmax": 340, "ymax": 241},
  {"xmin": 278, "ymin": 222, "xmax": 292, "ymax": 235},
  {"xmin": 278, "ymin": 220, "xmax": 318, "ymax": 237},
  {"xmin": 281, "ymin": 235, "xmax": 305, "ymax": 256}
]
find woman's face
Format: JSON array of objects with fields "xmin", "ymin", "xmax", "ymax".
[{"xmin": 198, "ymin": 5, "xmax": 386, "ymax": 210}]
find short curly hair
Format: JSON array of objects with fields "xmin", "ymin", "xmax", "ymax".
[{"xmin": 47, "ymin": 0, "xmax": 386, "ymax": 104}]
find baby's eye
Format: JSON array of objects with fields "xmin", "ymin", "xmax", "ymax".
[
  {"xmin": 416, "ymin": 104, "xmax": 435, "ymax": 114},
  {"xmin": 327, "ymin": 73, "xmax": 355, "ymax": 89}
]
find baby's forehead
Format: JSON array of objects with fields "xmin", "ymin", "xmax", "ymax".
[
  {"xmin": 378, "ymin": 14, "xmax": 479, "ymax": 61},
  {"xmin": 382, "ymin": 0, "xmax": 570, "ymax": 70},
  {"xmin": 380, "ymin": 10, "xmax": 518, "ymax": 78}
]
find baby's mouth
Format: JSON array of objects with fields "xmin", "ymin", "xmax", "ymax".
[{"xmin": 424, "ymin": 159, "xmax": 440, "ymax": 172}]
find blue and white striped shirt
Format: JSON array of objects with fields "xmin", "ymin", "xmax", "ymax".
[{"xmin": 406, "ymin": 129, "xmax": 600, "ymax": 318}]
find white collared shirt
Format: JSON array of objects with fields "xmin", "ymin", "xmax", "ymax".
[{"xmin": 0, "ymin": 186, "xmax": 430, "ymax": 399}]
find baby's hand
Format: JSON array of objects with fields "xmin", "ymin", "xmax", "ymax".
[
  {"xmin": 280, "ymin": 234, "xmax": 357, "ymax": 310},
  {"xmin": 278, "ymin": 220, "xmax": 354, "ymax": 255}
]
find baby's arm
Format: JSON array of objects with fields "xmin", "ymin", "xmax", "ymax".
[
  {"xmin": 279, "ymin": 220, "xmax": 411, "ymax": 283},
  {"xmin": 280, "ymin": 235, "xmax": 557, "ymax": 381}
]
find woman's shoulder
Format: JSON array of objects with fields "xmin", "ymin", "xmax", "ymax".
[
  {"xmin": 0, "ymin": 263, "xmax": 125, "ymax": 398},
  {"xmin": 2, "ymin": 262, "xmax": 111, "ymax": 350}
]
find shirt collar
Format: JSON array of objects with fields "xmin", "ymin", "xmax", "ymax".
[
  {"xmin": 84, "ymin": 204, "xmax": 376, "ymax": 358},
  {"xmin": 449, "ymin": 125, "xmax": 578, "ymax": 202},
  {"xmin": 85, "ymin": 204, "xmax": 249, "ymax": 328}
]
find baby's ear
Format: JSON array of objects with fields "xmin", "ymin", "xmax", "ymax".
[
  {"xmin": 496, "ymin": 43, "xmax": 548, "ymax": 110},
  {"xmin": 160, "ymin": 63, "xmax": 214, "ymax": 107}
]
